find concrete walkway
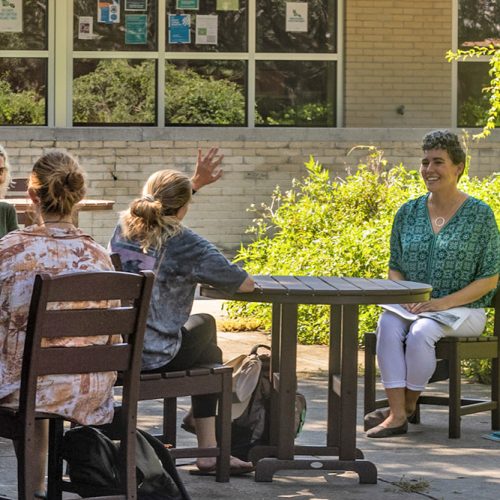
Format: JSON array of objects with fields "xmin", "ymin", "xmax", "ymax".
[{"xmin": 1, "ymin": 299, "xmax": 499, "ymax": 499}]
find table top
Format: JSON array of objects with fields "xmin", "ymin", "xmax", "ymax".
[
  {"xmin": 1, "ymin": 197, "xmax": 115, "ymax": 212},
  {"xmin": 201, "ymin": 275, "xmax": 432, "ymax": 305}
]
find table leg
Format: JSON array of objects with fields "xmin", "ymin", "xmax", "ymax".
[
  {"xmin": 328, "ymin": 305, "xmax": 342, "ymax": 448},
  {"xmin": 339, "ymin": 304, "xmax": 358, "ymax": 461},
  {"xmin": 269, "ymin": 302, "xmax": 282, "ymax": 447},
  {"xmin": 276, "ymin": 303, "xmax": 298, "ymax": 459}
]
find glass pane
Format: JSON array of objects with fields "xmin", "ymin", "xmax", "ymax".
[
  {"xmin": 256, "ymin": 60, "xmax": 335, "ymax": 126},
  {"xmin": 457, "ymin": 62, "xmax": 492, "ymax": 127},
  {"xmin": 0, "ymin": 0, "xmax": 48, "ymax": 50},
  {"xmin": 256, "ymin": 0, "xmax": 336, "ymax": 53},
  {"xmin": 165, "ymin": 60, "xmax": 246, "ymax": 125},
  {"xmin": 73, "ymin": 0, "xmax": 158, "ymax": 51},
  {"xmin": 458, "ymin": 0, "xmax": 500, "ymax": 48},
  {"xmin": 0, "ymin": 58, "xmax": 47, "ymax": 125},
  {"xmin": 166, "ymin": 0, "xmax": 247, "ymax": 52},
  {"xmin": 73, "ymin": 59, "xmax": 156, "ymax": 125}
]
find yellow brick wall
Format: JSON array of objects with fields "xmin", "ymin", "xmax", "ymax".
[{"xmin": 345, "ymin": 0, "xmax": 452, "ymax": 127}]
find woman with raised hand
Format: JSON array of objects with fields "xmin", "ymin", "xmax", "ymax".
[
  {"xmin": 0, "ymin": 145, "xmax": 19, "ymax": 238},
  {"xmin": 365, "ymin": 130, "xmax": 499, "ymax": 438},
  {"xmin": 0, "ymin": 151, "xmax": 117, "ymax": 496},
  {"xmin": 109, "ymin": 149, "xmax": 255, "ymax": 475}
]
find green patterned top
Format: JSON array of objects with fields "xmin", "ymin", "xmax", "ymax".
[{"xmin": 389, "ymin": 194, "xmax": 499, "ymax": 308}]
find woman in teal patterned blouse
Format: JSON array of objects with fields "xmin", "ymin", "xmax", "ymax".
[{"xmin": 366, "ymin": 130, "xmax": 499, "ymax": 438}]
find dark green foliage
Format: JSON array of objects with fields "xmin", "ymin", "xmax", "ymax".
[{"xmin": 0, "ymin": 78, "xmax": 45, "ymax": 125}]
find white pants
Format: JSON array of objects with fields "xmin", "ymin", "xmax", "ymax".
[{"xmin": 376, "ymin": 308, "xmax": 487, "ymax": 392}]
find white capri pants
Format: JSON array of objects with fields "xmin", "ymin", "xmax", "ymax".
[{"xmin": 376, "ymin": 308, "xmax": 487, "ymax": 392}]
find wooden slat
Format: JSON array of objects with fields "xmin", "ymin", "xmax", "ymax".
[
  {"xmin": 254, "ymin": 275, "xmax": 288, "ymax": 291},
  {"xmin": 40, "ymin": 308, "xmax": 137, "ymax": 338},
  {"xmin": 367, "ymin": 278, "xmax": 409, "ymax": 291},
  {"xmin": 397, "ymin": 279, "xmax": 433, "ymax": 292},
  {"xmin": 36, "ymin": 344, "xmax": 132, "ymax": 375},
  {"xmin": 271, "ymin": 276, "xmax": 313, "ymax": 294},
  {"xmin": 320, "ymin": 277, "xmax": 365, "ymax": 293},
  {"xmin": 296, "ymin": 276, "xmax": 338, "ymax": 294}
]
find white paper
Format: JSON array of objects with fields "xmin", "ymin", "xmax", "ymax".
[
  {"xmin": 380, "ymin": 304, "xmax": 471, "ymax": 331},
  {"xmin": 78, "ymin": 16, "xmax": 94, "ymax": 39},
  {"xmin": 196, "ymin": 15, "xmax": 218, "ymax": 45},
  {"xmin": 0, "ymin": 0, "xmax": 22, "ymax": 33},
  {"xmin": 286, "ymin": 2, "xmax": 307, "ymax": 33}
]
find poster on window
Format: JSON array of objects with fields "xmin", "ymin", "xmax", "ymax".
[
  {"xmin": 78, "ymin": 17, "xmax": 94, "ymax": 39},
  {"xmin": 285, "ymin": 2, "xmax": 307, "ymax": 32},
  {"xmin": 177, "ymin": 0, "xmax": 199, "ymax": 9},
  {"xmin": 0, "ymin": 0, "xmax": 22, "ymax": 33},
  {"xmin": 125, "ymin": 0, "xmax": 147, "ymax": 10},
  {"xmin": 98, "ymin": 0, "xmax": 121, "ymax": 24},
  {"xmin": 125, "ymin": 14, "xmax": 147, "ymax": 44},
  {"xmin": 168, "ymin": 14, "xmax": 191, "ymax": 44},
  {"xmin": 216, "ymin": 0, "xmax": 238, "ymax": 10},
  {"xmin": 196, "ymin": 15, "xmax": 217, "ymax": 45}
]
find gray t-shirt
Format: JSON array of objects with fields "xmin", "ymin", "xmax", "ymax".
[{"xmin": 109, "ymin": 224, "xmax": 248, "ymax": 370}]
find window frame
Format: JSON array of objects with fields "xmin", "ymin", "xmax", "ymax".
[{"xmin": 1, "ymin": 0, "xmax": 343, "ymax": 127}]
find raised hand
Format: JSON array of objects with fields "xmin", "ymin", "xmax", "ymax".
[{"xmin": 191, "ymin": 147, "xmax": 224, "ymax": 192}]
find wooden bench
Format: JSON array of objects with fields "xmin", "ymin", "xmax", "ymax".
[{"xmin": 364, "ymin": 292, "xmax": 499, "ymax": 438}]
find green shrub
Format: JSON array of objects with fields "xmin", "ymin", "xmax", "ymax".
[
  {"xmin": 226, "ymin": 151, "xmax": 499, "ymax": 383},
  {"xmin": 0, "ymin": 78, "xmax": 45, "ymax": 125}
]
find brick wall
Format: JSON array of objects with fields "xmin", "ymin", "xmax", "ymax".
[
  {"xmin": 1, "ymin": 127, "xmax": 498, "ymax": 254},
  {"xmin": 345, "ymin": 0, "xmax": 452, "ymax": 127}
]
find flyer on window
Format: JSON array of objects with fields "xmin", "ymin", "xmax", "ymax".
[
  {"xmin": 285, "ymin": 2, "xmax": 308, "ymax": 32},
  {"xmin": 216, "ymin": 0, "xmax": 238, "ymax": 10},
  {"xmin": 0, "ymin": 0, "xmax": 22, "ymax": 33},
  {"xmin": 125, "ymin": 0, "xmax": 147, "ymax": 10},
  {"xmin": 196, "ymin": 15, "xmax": 217, "ymax": 45},
  {"xmin": 177, "ymin": 0, "xmax": 199, "ymax": 9},
  {"xmin": 98, "ymin": 0, "xmax": 120, "ymax": 24},
  {"xmin": 168, "ymin": 14, "xmax": 191, "ymax": 44},
  {"xmin": 78, "ymin": 16, "xmax": 94, "ymax": 39},
  {"xmin": 125, "ymin": 14, "xmax": 147, "ymax": 44}
]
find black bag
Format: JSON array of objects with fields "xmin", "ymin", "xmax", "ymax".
[
  {"xmin": 61, "ymin": 426, "xmax": 190, "ymax": 500},
  {"xmin": 230, "ymin": 344, "xmax": 307, "ymax": 461}
]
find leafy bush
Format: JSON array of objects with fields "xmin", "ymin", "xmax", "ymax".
[
  {"xmin": 0, "ymin": 78, "xmax": 45, "ymax": 125},
  {"xmin": 226, "ymin": 150, "xmax": 499, "ymax": 383}
]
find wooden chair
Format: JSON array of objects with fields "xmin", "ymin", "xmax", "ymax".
[
  {"xmin": 110, "ymin": 253, "xmax": 233, "ymax": 482},
  {"xmin": 4, "ymin": 177, "xmax": 34, "ymax": 225},
  {"xmin": 364, "ymin": 292, "xmax": 499, "ymax": 438},
  {"xmin": 0, "ymin": 270, "xmax": 154, "ymax": 500}
]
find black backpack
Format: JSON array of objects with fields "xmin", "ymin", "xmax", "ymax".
[
  {"xmin": 61, "ymin": 426, "xmax": 191, "ymax": 500},
  {"xmin": 230, "ymin": 344, "xmax": 307, "ymax": 462}
]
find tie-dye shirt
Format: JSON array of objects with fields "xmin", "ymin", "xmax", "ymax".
[
  {"xmin": 109, "ymin": 224, "xmax": 248, "ymax": 371},
  {"xmin": 0, "ymin": 224, "xmax": 117, "ymax": 425}
]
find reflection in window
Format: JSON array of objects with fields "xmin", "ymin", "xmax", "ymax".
[
  {"xmin": 256, "ymin": 61, "xmax": 335, "ymax": 126},
  {"xmin": 458, "ymin": 0, "xmax": 500, "ymax": 48},
  {"xmin": 165, "ymin": 60, "xmax": 246, "ymax": 125},
  {"xmin": 0, "ymin": 58, "xmax": 47, "ymax": 125},
  {"xmin": 166, "ymin": 0, "xmax": 247, "ymax": 52},
  {"xmin": 256, "ymin": 0, "xmax": 335, "ymax": 53},
  {"xmin": 73, "ymin": 0, "xmax": 158, "ymax": 51},
  {"xmin": 0, "ymin": 0, "xmax": 48, "ymax": 50},
  {"xmin": 457, "ymin": 62, "xmax": 493, "ymax": 127},
  {"xmin": 73, "ymin": 59, "xmax": 156, "ymax": 125}
]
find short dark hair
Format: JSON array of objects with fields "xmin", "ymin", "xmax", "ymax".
[{"xmin": 422, "ymin": 130, "xmax": 465, "ymax": 165}]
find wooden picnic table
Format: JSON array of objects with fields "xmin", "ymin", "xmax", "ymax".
[
  {"xmin": 201, "ymin": 275, "xmax": 432, "ymax": 483},
  {"xmin": 1, "ymin": 197, "xmax": 115, "ymax": 226}
]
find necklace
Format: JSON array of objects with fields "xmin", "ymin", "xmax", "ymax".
[{"xmin": 429, "ymin": 194, "xmax": 465, "ymax": 229}]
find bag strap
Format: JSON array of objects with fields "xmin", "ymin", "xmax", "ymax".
[
  {"xmin": 250, "ymin": 344, "xmax": 271, "ymax": 356},
  {"xmin": 137, "ymin": 429, "xmax": 192, "ymax": 500}
]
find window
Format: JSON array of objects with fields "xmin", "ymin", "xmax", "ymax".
[
  {"xmin": 0, "ymin": 0, "xmax": 48, "ymax": 125},
  {"xmin": 456, "ymin": 0, "xmax": 500, "ymax": 127},
  {"xmin": 0, "ymin": 0, "xmax": 341, "ymax": 127}
]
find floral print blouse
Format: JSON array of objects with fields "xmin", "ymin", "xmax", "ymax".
[{"xmin": 0, "ymin": 224, "xmax": 117, "ymax": 425}]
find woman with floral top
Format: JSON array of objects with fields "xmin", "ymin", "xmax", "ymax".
[
  {"xmin": 0, "ymin": 151, "xmax": 117, "ymax": 496},
  {"xmin": 0, "ymin": 145, "xmax": 19, "ymax": 238},
  {"xmin": 365, "ymin": 130, "xmax": 499, "ymax": 438}
]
